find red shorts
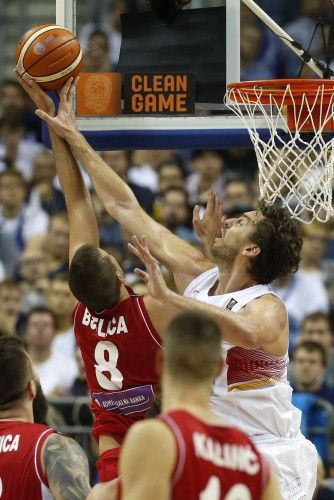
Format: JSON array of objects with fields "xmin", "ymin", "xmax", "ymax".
[{"xmin": 96, "ymin": 448, "xmax": 120, "ymax": 482}]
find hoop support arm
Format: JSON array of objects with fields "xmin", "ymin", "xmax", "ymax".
[{"xmin": 241, "ymin": 0, "xmax": 327, "ymax": 78}]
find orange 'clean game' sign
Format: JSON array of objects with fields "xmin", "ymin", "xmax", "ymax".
[{"xmin": 123, "ymin": 73, "xmax": 195, "ymax": 114}]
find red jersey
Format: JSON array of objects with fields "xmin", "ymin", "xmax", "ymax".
[
  {"xmin": 73, "ymin": 290, "xmax": 162, "ymax": 444},
  {"xmin": 0, "ymin": 420, "xmax": 55, "ymax": 500},
  {"xmin": 159, "ymin": 410, "xmax": 269, "ymax": 500}
]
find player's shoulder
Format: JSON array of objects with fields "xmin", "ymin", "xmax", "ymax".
[
  {"xmin": 125, "ymin": 418, "xmax": 172, "ymax": 445},
  {"xmin": 13, "ymin": 420, "xmax": 53, "ymax": 435},
  {"xmin": 244, "ymin": 291, "xmax": 286, "ymax": 314},
  {"xmin": 124, "ymin": 418, "xmax": 175, "ymax": 455}
]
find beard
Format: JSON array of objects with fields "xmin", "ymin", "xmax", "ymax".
[
  {"xmin": 33, "ymin": 382, "xmax": 48, "ymax": 424},
  {"xmin": 211, "ymin": 238, "xmax": 238, "ymax": 265}
]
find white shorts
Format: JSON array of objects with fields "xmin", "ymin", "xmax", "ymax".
[{"xmin": 251, "ymin": 433, "xmax": 318, "ymax": 500}]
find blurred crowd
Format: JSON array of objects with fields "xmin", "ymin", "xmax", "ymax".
[
  {"xmin": 1, "ymin": 0, "xmax": 334, "ymax": 488},
  {"xmin": 78, "ymin": 0, "xmax": 334, "ymax": 79}
]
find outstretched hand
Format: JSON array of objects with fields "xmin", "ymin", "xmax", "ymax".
[
  {"xmin": 193, "ymin": 191, "xmax": 225, "ymax": 257},
  {"xmin": 15, "ymin": 70, "xmax": 56, "ymax": 116},
  {"xmin": 34, "ymin": 77, "xmax": 78, "ymax": 140},
  {"xmin": 128, "ymin": 236, "xmax": 169, "ymax": 301}
]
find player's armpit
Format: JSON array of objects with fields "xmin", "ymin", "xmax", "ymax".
[
  {"xmin": 42, "ymin": 433, "xmax": 91, "ymax": 500},
  {"xmin": 119, "ymin": 419, "xmax": 176, "ymax": 500}
]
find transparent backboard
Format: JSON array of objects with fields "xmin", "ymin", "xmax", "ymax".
[{"xmin": 50, "ymin": 0, "xmax": 271, "ymax": 149}]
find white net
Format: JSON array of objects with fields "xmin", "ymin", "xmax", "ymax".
[{"xmin": 225, "ymin": 82, "xmax": 334, "ymax": 223}]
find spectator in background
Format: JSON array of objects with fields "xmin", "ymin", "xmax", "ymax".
[
  {"xmin": 18, "ymin": 247, "xmax": 49, "ymax": 312},
  {"xmin": 300, "ymin": 223, "xmax": 329, "ymax": 277},
  {"xmin": 186, "ymin": 150, "xmax": 225, "ymax": 206},
  {"xmin": 91, "ymin": 189, "xmax": 126, "ymax": 256},
  {"xmin": 159, "ymin": 187, "xmax": 197, "ymax": 242},
  {"xmin": 0, "ymin": 79, "xmax": 27, "ymax": 122},
  {"xmin": 27, "ymin": 212, "xmax": 70, "ymax": 277},
  {"xmin": 272, "ymin": 269, "xmax": 329, "ymax": 352},
  {"xmin": 129, "ymin": 149, "xmax": 177, "ymax": 192},
  {"xmin": 291, "ymin": 340, "xmax": 334, "ymax": 407},
  {"xmin": 0, "ymin": 118, "xmax": 43, "ymax": 177},
  {"xmin": 154, "ymin": 161, "xmax": 185, "ymax": 221},
  {"xmin": 47, "ymin": 276, "xmax": 77, "ymax": 360},
  {"xmin": 298, "ymin": 223, "xmax": 334, "ymax": 312},
  {"xmin": 100, "ymin": 150, "xmax": 156, "ymax": 213},
  {"xmin": 79, "ymin": 0, "xmax": 140, "ymax": 65},
  {"xmin": 223, "ymin": 177, "xmax": 255, "ymax": 217},
  {"xmin": 28, "ymin": 149, "xmax": 65, "ymax": 215},
  {"xmin": 0, "ymin": 170, "xmax": 49, "ymax": 253},
  {"xmin": 240, "ymin": 4, "xmax": 282, "ymax": 81},
  {"xmin": 157, "ymin": 161, "xmax": 184, "ymax": 194},
  {"xmin": 298, "ymin": 312, "xmax": 334, "ymax": 388},
  {"xmin": 24, "ymin": 306, "xmax": 77, "ymax": 397},
  {"xmin": 82, "ymin": 30, "xmax": 113, "ymax": 73},
  {"xmin": 0, "ymin": 279, "xmax": 22, "ymax": 336},
  {"xmin": 282, "ymin": 0, "xmax": 332, "ymax": 77},
  {"xmin": 0, "ymin": 78, "xmax": 41, "ymax": 140}
]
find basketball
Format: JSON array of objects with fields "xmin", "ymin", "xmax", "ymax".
[{"xmin": 15, "ymin": 24, "xmax": 82, "ymax": 91}]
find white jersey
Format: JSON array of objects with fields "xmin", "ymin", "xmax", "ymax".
[
  {"xmin": 184, "ymin": 267, "xmax": 301, "ymax": 438},
  {"xmin": 185, "ymin": 267, "xmax": 318, "ymax": 499}
]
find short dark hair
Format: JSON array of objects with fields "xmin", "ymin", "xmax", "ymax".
[
  {"xmin": 164, "ymin": 312, "xmax": 221, "ymax": 383},
  {"xmin": 0, "ymin": 279, "xmax": 21, "ymax": 293},
  {"xmin": 68, "ymin": 244, "xmax": 120, "ymax": 311},
  {"xmin": 0, "ymin": 170, "xmax": 25, "ymax": 185},
  {"xmin": 301, "ymin": 312, "xmax": 332, "ymax": 331},
  {"xmin": 248, "ymin": 200, "xmax": 303, "ymax": 284},
  {"xmin": 293, "ymin": 340, "xmax": 328, "ymax": 367},
  {"xmin": 25, "ymin": 306, "xmax": 57, "ymax": 330},
  {"xmin": 0, "ymin": 337, "xmax": 32, "ymax": 411}
]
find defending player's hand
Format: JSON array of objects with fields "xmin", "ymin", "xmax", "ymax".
[
  {"xmin": 34, "ymin": 77, "xmax": 78, "ymax": 139},
  {"xmin": 193, "ymin": 191, "xmax": 225, "ymax": 258},
  {"xmin": 128, "ymin": 235, "xmax": 169, "ymax": 301},
  {"xmin": 15, "ymin": 69, "xmax": 56, "ymax": 116}
]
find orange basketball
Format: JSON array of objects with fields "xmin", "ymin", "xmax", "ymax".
[{"xmin": 15, "ymin": 24, "xmax": 82, "ymax": 91}]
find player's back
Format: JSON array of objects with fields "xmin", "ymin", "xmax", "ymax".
[
  {"xmin": 73, "ymin": 290, "xmax": 162, "ymax": 443},
  {"xmin": 0, "ymin": 420, "xmax": 54, "ymax": 500},
  {"xmin": 160, "ymin": 410, "xmax": 269, "ymax": 500}
]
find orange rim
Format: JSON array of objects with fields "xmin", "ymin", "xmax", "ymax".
[{"xmin": 228, "ymin": 79, "xmax": 334, "ymax": 105}]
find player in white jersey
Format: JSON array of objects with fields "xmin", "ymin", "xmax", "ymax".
[
  {"xmin": 127, "ymin": 234, "xmax": 318, "ymax": 500},
  {"xmin": 33, "ymin": 79, "xmax": 317, "ymax": 499}
]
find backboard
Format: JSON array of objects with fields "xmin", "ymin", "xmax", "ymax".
[{"xmin": 47, "ymin": 0, "xmax": 269, "ymax": 149}]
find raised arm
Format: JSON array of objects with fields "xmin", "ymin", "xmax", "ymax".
[
  {"xmin": 35, "ymin": 81, "xmax": 213, "ymax": 292},
  {"xmin": 129, "ymin": 236, "xmax": 288, "ymax": 352},
  {"xmin": 42, "ymin": 433, "xmax": 91, "ymax": 500},
  {"xmin": 16, "ymin": 75, "xmax": 99, "ymax": 263}
]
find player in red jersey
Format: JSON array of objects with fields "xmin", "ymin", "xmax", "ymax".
[
  {"xmin": 16, "ymin": 74, "xmax": 180, "ymax": 482},
  {"xmin": 88, "ymin": 312, "xmax": 280, "ymax": 500},
  {"xmin": 0, "ymin": 337, "xmax": 91, "ymax": 500}
]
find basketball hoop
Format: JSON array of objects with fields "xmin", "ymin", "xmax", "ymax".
[{"xmin": 226, "ymin": 79, "xmax": 334, "ymax": 223}]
